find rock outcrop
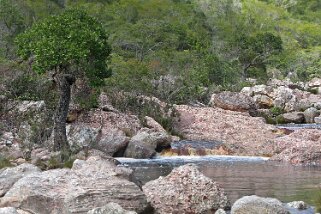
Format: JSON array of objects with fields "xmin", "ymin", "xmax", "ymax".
[
  {"xmin": 0, "ymin": 156, "xmax": 148, "ymax": 214},
  {"xmin": 231, "ymin": 195, "xmax": 289, "ymax": 214},
  {"xmin": 270, "ymin": 129, "xmax": 321, "ymax": 164},
  {"xmin": 174, "ymin": 105, "xmax": 277, "ymax": 156},
  {"xmin": 142, "ymin": 164, "xmax": 230, "ymax": 213}
]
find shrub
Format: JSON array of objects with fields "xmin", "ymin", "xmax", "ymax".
[
  {"xmin": 0, "ymin": 156, "xmax": 12, "ymax": 169},
  {"xmin": 270, "ymin": 106, "xmax": 285, "ymax": 116},
  {"xmin": 107, "ymin": 91, "xmax": 179, "ymax": 134}
]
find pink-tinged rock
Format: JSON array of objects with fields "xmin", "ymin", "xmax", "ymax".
[
  {"xmin": 270, "ymin": 129, "xmax": 321, "ymax": 164},
  {"xmin": 142, "ymin": 164, "xmax": 230, "ymax": 214},
  {"xmin": 174, "ymin": 105, "xmax": 277, "ymax": 156}
]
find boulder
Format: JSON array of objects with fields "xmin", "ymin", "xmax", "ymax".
[
  {"xmin": 253, "ymin": 94, "xmax": 274, "ymax": 108},
  {"xmin": 66, "ymin": 123, "xmax": 100, "ymax": 153},
  {"xmin": 0, "ymin": 156, "xmax": 148, "ymax": 214},
  {"xmin": 0, "ymin": 163, "xmax": 41, "ymax": 197},
  {"xmin": 124, "ymin": 128, "xmax": 171, "ymax": 159},
  {"xmin": 87, "ymin": 202, "xmax": 137, "ymax": 214},
  {"xmin": 308, "ymin": 78, "xmax": 321, "ymax": 88},
  {"xmin": 142, "ymin": 164, "xmax": 230, "ymax": 214},
  {"xmin": 92, "ymin": 129, "xmax": 129, "ymax": 157},
  {"xmin": 315, "ymin": 117, "xmax": 321, "ymax": 124},
  {"xmin": 173, "ymin": 105, "xmax": 278, "ymax": 157},
  {"xmin": 270, "ymin": 129, "xmax": 321, "ymax": 164},
  {"xmin": 303, "ymin": 107, "xmax": 320, "ymax": 123},
  {"xmin": 0, "ymin": 132, "xmax": 23, "ymax": 161},
  {"xmin": 241, "ymin": 85, "xmax": 273, "ymax": 97},
  {"xmin": 287, "ymin": 201, "xmax": 307, "ymax": 210},
  {"xmin": 231, "ymin": 195, "xmax": 289, "ymax": 214},
  {"xmin": 0, "ymin": 207, "xmax": 18, "ymax": 214},
  {"xmin": 272, "ymin": 86, "xmax": 295, "ymax": 111},
  {"xmin": 209, "ymin": 92, "xmax": 256, "ymax": 112},
  {"xmin": 281, "ymin": 112, "xmax": 305, "ymax": 124},
  {"xmin": 215, "ymin": 209, "xmax": 227, "ymax": 214},
  {"xmin": 267, "ymin": 78, "xmax": 293, "ymax": 87},
  {"xmin": 144, "ymin": 116, "xmax": 166, "ymax": 133}
]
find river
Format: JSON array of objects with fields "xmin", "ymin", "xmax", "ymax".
[{"xmin": 117, "ymin": 155, "xmax": 321, "ymax": 210}]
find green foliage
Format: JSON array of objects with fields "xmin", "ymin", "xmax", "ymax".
[
  {"xmin": 107, "ymin": 92, "xmax": 179, "ymax": 134},
  {"xmin": 270, "ymin": 106, "xmax": 284, "ymax": 116},
  {"xmin": 0, "ymin": 0, "xmax": 27, "ymax": 58},
  {"xmin": 0, "ymin": 0, "xmax": 320, "ymax": 108},
  {"xmin": 0, "ymin": 156, "xmax": 12, "ymax": 169},
  {"xmin": 15, "ymin": 9, "xmax": 111, "ymax": 86}
]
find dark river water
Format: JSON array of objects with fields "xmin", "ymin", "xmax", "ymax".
[{"xmin": 117, "ymin": 156, "xmax": 321, "ymax": 210}]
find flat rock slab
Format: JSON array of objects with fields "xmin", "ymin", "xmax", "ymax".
[{"xmin": 0, "ymin": 156, "xmax": 148, "ymax": 214}]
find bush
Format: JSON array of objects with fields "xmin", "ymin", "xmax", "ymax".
[
  {"xmin": 107, "ymin": 91, "xmax": 179, "ymax": 134},
  {"xmin": 0, "ymin": 156, "xmax": 12, "ymax": 169},
  {"xmin": 270, "ymin": 106, "xmax": 284, "ymax": 116}
]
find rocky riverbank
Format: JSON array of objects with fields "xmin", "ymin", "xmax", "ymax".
[
  {"xmin": 2, "ymin": 78, "xmax": 321, "ymax": 167},
  {"xmin": 0, "ymin": 158, "xmax": 316, "ymax": 214}
]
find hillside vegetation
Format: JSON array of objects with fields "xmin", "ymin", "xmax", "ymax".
[{"xmin": 0, "ymin": 0, "xmax": 320, "ymax": 105}]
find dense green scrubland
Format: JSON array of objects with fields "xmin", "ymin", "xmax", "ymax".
[{"xmin": 0, "ymin": 0, "xmax": 320, "ymax": 105}]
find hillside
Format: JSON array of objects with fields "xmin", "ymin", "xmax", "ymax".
[{"xmin": 1, "ymin": 0, "xmax": 320, "ymax": 105}]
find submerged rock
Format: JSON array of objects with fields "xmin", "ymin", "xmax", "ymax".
[
  {"xmin": 0, "ymin": 156, "xmax": 148, "ymax": 214},
  {"xmin": 142, "ymin": 164, "xmax": 230, "ymax": 214},
  {"xmin": 231, "ymin": 195, "xmax": 289, "ymax": 214}
]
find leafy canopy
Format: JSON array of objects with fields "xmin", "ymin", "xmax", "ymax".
[{"xmin": 16, "ymin": 9, "xmax": 111, "ymax": 86}]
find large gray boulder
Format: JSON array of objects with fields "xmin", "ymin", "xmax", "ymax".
[
  {"xmin": 209, "ymin": 91, "xmax": 256, "ymax": 112},
  {"xmin": 92, "ymin": 129, "xmax": 129, "ymax": 157},
  {"xmin": 281, "ymin": 112, "xmax": 305, "ymax": 124},
  {"xmin": 66, "ymin": 123, "xmax": 100, "ymax": 153},
  {"xmin": 87, "ymin": 202, "xmax": 137, "ymax": 214},
  {"xmin": 0, "ymin": 156, "xmax": 148, "ymax": 214},
  {"xmin": 0, "ymin": 163, "xmax": 40, "ymax": 197},
  {"xmin": 231, "ymin": 195, "xmax": 289, "ymax": 214},
  {"xmin": 124, "ymin": 128, "xmax": 171, "ymax": 159},
  {"xmin": 142, "ymin": 164, "xmax": 230, "ymax": 214},
  {"xmin": 303, "ymin": 107, "xmax": 319, "ymax": 123}
]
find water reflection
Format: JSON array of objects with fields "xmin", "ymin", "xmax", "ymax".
[{"xmin": 117, "ymin": 156, "xmax": 321, "ymax": 205}]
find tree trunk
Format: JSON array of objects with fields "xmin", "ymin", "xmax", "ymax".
[{"xmin": 53, "ymin": 73, "xmax": 75, "ymax": 153}]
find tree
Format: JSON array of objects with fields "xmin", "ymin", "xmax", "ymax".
[
  {"xmin": 237, "ymin": 32, "xmax": 283, "ymax": 79},
  {"xmin": 16, "ymin": 9, "xmax": 111, "ymax": 155},
  {"xmin": 0, "ymin": 0, "xmax": 27, "ymax": 58}
]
